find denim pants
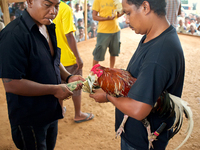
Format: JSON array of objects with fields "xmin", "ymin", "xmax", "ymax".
[
  {"xmin": 121, "ymin": 138, "xmax": 137, "ymax": 150},
  {"xmin": 11, "ymin": 120, "xmax": 58, "ymax": 150}
]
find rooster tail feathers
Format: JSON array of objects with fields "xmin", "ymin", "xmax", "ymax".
[
  {"xmin": 168, "ymin": 93, "xmax": 194, "ymax": 150},
  {"xmin": 152, "ymin": 91, "xmax": 175, "ymax": 118},
  {"xmin": 154, "ymin": 92, "xmax": 193, "ymax": 149}
]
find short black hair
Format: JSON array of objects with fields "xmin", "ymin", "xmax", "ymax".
[
  {"xmin": 78, "ymin": 26, "xmax": 84, "ymax": 30},
  {"xmin": 75, "ymin": 3, "xmax": 79, "ymax": 7},
  {"xmin": 78, "ymin": 18, "xmax": 83, "ymax": 22},
  {"xmin": 126, "ymin": 0, "xmax": 166, "ymax": 16},
  {"xmin": 10, "ymin": 13, "xmax": 15, "ymax": 17}
]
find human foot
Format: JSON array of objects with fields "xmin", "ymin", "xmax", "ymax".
[{"xmin": 74, "ymin": 113, "xmax": 94, "ymax": 123}]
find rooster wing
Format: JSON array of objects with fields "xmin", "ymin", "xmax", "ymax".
[{"xmin": 97, "ymin": 67, "xmax": 136, "ymax": 97}]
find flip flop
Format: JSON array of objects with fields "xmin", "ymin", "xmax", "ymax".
[{"xmin": 74, "ymin": 113, "xmax": 94, "ymax": 123}]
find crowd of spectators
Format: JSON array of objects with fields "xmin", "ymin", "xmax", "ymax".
[
  {"xmin": 4, "ymin": 1, "xmax": 200, "ymax": 39},
  {"xmin": 67, "ymin": 2, "xmax": 97, "ymax": 42},
  {"xmin": 177, "ymin": 11, "xmax": 200, "ymax": 36},
  {"xmin": 0, "ymin": 2, "xmax": 26, "ymax": 31},
  {"xmin": 66, "ymin": 1, "xmax": 128, "ymax": 43},
  {"xmin": 0, "ymin": 1, "xmax": 129, "ymax": 38}
]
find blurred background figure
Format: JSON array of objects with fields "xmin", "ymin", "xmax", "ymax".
[
  {"xmin": 8, "ymin": 3, "xmax": 14, "ymax": 14},
  {"xmin": 177, "ymin": 18, "xmax": 187, "ymax": 33},
  {"xmin": 187, "ymin": 23, "xmax": 199, "ymax": 35},
  {"xmin": 74, "ymin": 3, "xmax": 84, "ymax": 26},
  {"xmin": 76, "ymin": 26, "xmax": 89, "ymax": 42},
  {"xmin": 66, "ymin": 1, "xmax": 77, "ymax": 27},
  {"xmin": 196, "ymin": 16, "xmax": 200, "ymax": 31},
  {"xmin": 190, "ymin": 18, "xmax": 196, "ymax": 24},
  {"xmin": 66, "ymin": 0, "xmax": 72, "ymax": 8},
  {"xmin": 184, "ymin": 16, "xmax": 191, "ymax": 30},
  {"xmin": 76, "ymin": 18, "xmax": 83, "ymax": 29},
  {"xmin": 75, "ymin": 18, "xmax": 83, "ymax": 36},
  {"xmin": 15, "ymin": 2, "xmax": 26, "ymax": 18},
  {"xmin": 83, "ymin": 3, "xmax": 93, "ymax": 27},
  {"xmin": 88, "ymin": 21, "xmax": 97, "ymax": 39},
  {"xmin": 10, "ymin": 13, "xmax": 16, "ymax": 21},
  {"xmin": 165, "ymin": 0, "xmax": 181, "ymax": 28}
]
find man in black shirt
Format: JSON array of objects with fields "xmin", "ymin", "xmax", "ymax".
[
  {"xmin": 0, "ymin": 0, "xmax": 84, "ymax": 149},
  {"xmin": 90, "ymin": 0, "xmax": 185, "ymax": 149}
]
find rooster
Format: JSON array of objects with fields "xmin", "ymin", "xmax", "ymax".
[{"xmin": 91, "ymin": 64, "xmax": 193, "ymax": 150}]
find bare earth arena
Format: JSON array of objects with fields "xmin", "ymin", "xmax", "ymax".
[{"xmin": 0, "ymin": 28, "xmax": 200, "ymax": 150}]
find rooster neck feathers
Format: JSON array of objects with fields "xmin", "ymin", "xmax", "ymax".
[{"xmin": 91, "ymin": 65, "xmax": 136, "ymax": 97}]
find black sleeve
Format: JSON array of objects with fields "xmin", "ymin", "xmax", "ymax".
[{"xmin": 0, "ymin": 31, "xmax": 28, "ymax": 79}]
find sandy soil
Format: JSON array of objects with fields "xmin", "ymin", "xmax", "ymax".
[{"xmin": 0, "ymin": 28, "xmax": 200, "ymax": 150}]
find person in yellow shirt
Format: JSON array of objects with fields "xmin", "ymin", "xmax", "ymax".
[
  {"xmin": 92, "ymin": 0, "xmax": 124, "ymax": 68},
  {"xmin": 53, "ymin": 1, "xmax": 94, "ymax": 123}
]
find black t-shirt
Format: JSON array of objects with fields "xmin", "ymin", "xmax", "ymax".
[
  {"xmin": 0, "ymin": 10, "xmax": 63, "ymax": 126},
  {"xmin": 115, "ymin": 25, "xmax": 185, "ymax": 150}
]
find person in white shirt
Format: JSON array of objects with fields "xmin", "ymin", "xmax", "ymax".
[
  {"xmin": 187, "ymin": 23, "xmax": 199, "ymax": 36},
  {"xmin": 74, "ymin": 3, "xmax": 84, "ymax": 26},
  {"xmin": 177, "ymin": 18, "xmax": 187, "ymax": 33}
]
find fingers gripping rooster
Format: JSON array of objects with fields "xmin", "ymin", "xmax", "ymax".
[{"xmin": 90, "ymin": 64, "xmax": 193, "ymax": 150}]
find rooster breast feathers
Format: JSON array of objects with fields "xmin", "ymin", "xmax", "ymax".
[{"xmin": 93, "ymin": 65, "xmax": 136, "ymax": 97}]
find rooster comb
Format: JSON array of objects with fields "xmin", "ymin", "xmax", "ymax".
[{"xmin": 91, "ymin": 64, "xmax": 103, "ymax": 77}]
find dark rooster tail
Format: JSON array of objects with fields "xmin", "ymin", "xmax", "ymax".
[{"xmin": 152, "ymin": 91, "xmax": 175, "ymax": 119}]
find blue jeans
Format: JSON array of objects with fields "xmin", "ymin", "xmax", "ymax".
[
  {"xmin": 121, "ymin": 138, "xmax": 137, "ymax": 150},
  {"xmin": 11, "ymin": 120, "xmax": 58, "ymax": 150}
]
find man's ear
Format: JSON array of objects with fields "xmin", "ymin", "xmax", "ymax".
[
  {"xmin": 142, "ymin": 1, "xmax": 151, "ymax": 15},
  {"xmin": 26, "ymin": 0, "xmax": 34, "ymax": 8}
]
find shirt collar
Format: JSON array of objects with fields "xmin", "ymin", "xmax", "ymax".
[
  {"xmin": 22, "ymin": 9, "xmax": 37, "ymax": 31},
  {"xmin": 21, "ymin": 9, "xmax": 56, "ymax": 31}
]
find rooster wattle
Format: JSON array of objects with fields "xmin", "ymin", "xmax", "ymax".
[{"xmin": 91, "ymin": 64, "xmax": 193, "ymax": 150}]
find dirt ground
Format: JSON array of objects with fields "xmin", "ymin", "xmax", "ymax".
[{"xmin": 0, "ymin": 28, "xmax": 200, "ymax": 150}]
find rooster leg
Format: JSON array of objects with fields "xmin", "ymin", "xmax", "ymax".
[
  {"xmin": 116, "ymin": 115, "xmax": 129, "ymax": 138},
  {"xmin": 148, "ymin": 122, "xmax": 167, "ymax": 149},
  {"xmin": 147, "ymin": 125, "xmax": 155, "ymax": 149},
  {"xmin": 141, "ymin": 118, "xmax": 154, "ymax": 149}
]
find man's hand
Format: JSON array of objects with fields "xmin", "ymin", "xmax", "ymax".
[
  {"xmin": 89, "ymin": 88, "xmax": 108, "ymax": 103},
  {"xmin": 106, "ymin": 16, "xmax": 115, "ymax": 20},
  {"xmin": 54, "ymin": 84, "xmax": 73, "ymax": 100},
  {"xmin": 68, "ymin": 75, "xmax": 85, "ymax": 91}
]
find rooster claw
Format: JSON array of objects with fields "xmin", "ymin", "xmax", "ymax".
[
  {"xmin": 115, "ymin": 126, "xmax": 125, "ymax": 138},
  {"xmin": 149, "ymin": 142, "xmax": 154, "ymax": 150}
]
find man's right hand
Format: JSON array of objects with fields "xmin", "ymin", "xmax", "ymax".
[{"xmin": 54, "ymin": 84, "xmax": 73, "ymax": 100}]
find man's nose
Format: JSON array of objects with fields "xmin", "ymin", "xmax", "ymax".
[
  {"xmin": 50, "ymin": 7, "xmax": 57, "ymax": 15},
  {"xmin": 125, "ymin": 15, "xmax": 130, "ymax": 24}
]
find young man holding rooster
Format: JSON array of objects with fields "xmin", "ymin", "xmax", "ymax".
[{"xmin": 90, "ymin": 0, "xmax": 185, "ymax": 150}]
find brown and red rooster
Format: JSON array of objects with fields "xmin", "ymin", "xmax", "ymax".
[
  {"xmin": 91, "ymin": 64, "xmax": 137, "ymax": 97},
  {"xmin": 91, "ymin": 64, "xmax": 193, "ymax": 150}
]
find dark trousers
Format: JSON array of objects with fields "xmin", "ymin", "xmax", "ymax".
[
  {"xmin": 11, "ymin": 120, "xmax": 58, "ymax": 150},
  {"xmin": 121, "ymin": 138, "xmax": 137, "ymax": 150}
]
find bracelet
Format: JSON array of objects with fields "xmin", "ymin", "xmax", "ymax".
[
  {"xmin": 66, "ymin": 74, "xmax": 73, "ymax": 83},
  {"xmin": 106, "ymin": 93, "xmax": 110, "ymax": 102}
]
